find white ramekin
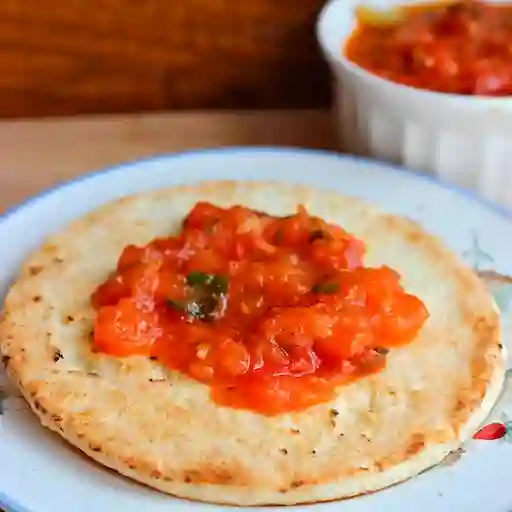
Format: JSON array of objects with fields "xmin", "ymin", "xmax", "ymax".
[{"xmin": 316, "ymin": 0, "xmax": 512, "ymax": 209}]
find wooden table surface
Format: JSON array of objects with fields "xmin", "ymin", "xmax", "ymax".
[{"xmin": 0, "ymin": 109, "xmax": 337, "ymax": 214}]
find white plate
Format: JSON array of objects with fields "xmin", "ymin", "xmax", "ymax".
[{"xmin": 1, "ymin": 148, "xmax": 512, "ymax": 512}]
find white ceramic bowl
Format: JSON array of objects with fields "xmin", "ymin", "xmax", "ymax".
[{"xmin": 316, "ymin": 0, "xmax": 512, "ymax": 209}]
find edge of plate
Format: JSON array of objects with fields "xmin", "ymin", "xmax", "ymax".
[
  {"xmin": 0, "ymin": 146, "xmax": 510, "ymax": 512},
  {"xmin": 0, "ymin": 147, "xmax": 510, "ymax": 227},
  {"xmin": 0, "ymin": 497, "xmax": 30, "ymax": 512}
]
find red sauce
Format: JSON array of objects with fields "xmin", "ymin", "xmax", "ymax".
[
  {"xmin": 92, "ymin": 203, "xmax": 428, "ymax": 415},
  {"xmin": 345, "ymin": 0, "xmax": 512, "ymax": 96}
]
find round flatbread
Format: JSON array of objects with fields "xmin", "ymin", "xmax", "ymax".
[{"xmin": 0, "ymin": 181, "xmax": 504, "ymax": 506}]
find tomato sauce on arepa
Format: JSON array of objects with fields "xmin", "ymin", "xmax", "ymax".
[
  {"xmin": 345, "ymin": 0, "xmax": 512, "ymax": 96},
  {"xmin": 91, "ymin": 203, "xmax": 428, "ymax": 415}
]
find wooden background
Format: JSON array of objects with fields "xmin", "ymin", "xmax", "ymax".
[{"xmin": 0, "ymin": 0, "xmax": 332, "ymax": 118}]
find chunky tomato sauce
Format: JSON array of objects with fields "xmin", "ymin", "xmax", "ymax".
[
  {"xmin": 92, "ymin": 203, "xmax": 428, "ymax": 415},
  {"xmin": 345, "ymin": 0, "xmax": 512, "ymax": 96}
]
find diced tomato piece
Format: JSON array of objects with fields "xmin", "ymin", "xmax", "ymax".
[
  {"xmin": 374, "ymin": 293, "xmax": 429, "ymax": 346},
  {"xmin": 93, "ymin": 299, "xmax": 161, "ymax": 356},
  {"xmin": 182, "ymin": 248, "xmax": 229, "ymax": 275},
  {"xmin": 91, "ymin": 274, "xmax": 130, "ymax": 308},
  {"xmin": 274, "ymin": 211, "xmax": 310, "ymax": 247},
  {"xmin": 180, "ymin": 227, "xmax": 210, "ymax": 252},
  {"xmin": 253, "ymin": 258, "xmax": 314, "ymax": 305},
  {"xmin": 153, "ymin": 271, "xmax": 187, "ymax": 303},
  {"xmin": 310, "ymin": 238, "xmax": 364, "ymax": 271},
  {"xmin": 182, "ymin": 202, "xmax": 224, "ymax": 230},
  {"xmin": 287, "ymin": 346, "xmax": 320, "ymax": 376},
  {"xmin": 212, "ymin": 339, "xmax": 251, "ymax": 377},
  {"xmin": 121, "ymin": 261, "xmax": 161, "ymax": 297},
  {"xmin": 117, "ymin": 245, "xmax": 145, "ymax": 270}
]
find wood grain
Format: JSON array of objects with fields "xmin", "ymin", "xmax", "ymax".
[
  {"xmin": 0, "ymin": 0, "xmax": 332, "ymax": 118},
  {"xmin": 0, "ymin": 109, "xmax": 337, "ymax": 212}
]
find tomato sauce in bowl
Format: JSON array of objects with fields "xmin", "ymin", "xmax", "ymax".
[
  {"xmin": 91, "ymin": 203, "xmax": 428, "ymax": 415},
  {"xmin": 345, "ymin": 0, "xmax": 512, "ymax": 96}
]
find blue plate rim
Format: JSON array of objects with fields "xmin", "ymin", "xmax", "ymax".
[{"xmin": 0, "ymin": 145, "xmax": 510, "ymax": 512}]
